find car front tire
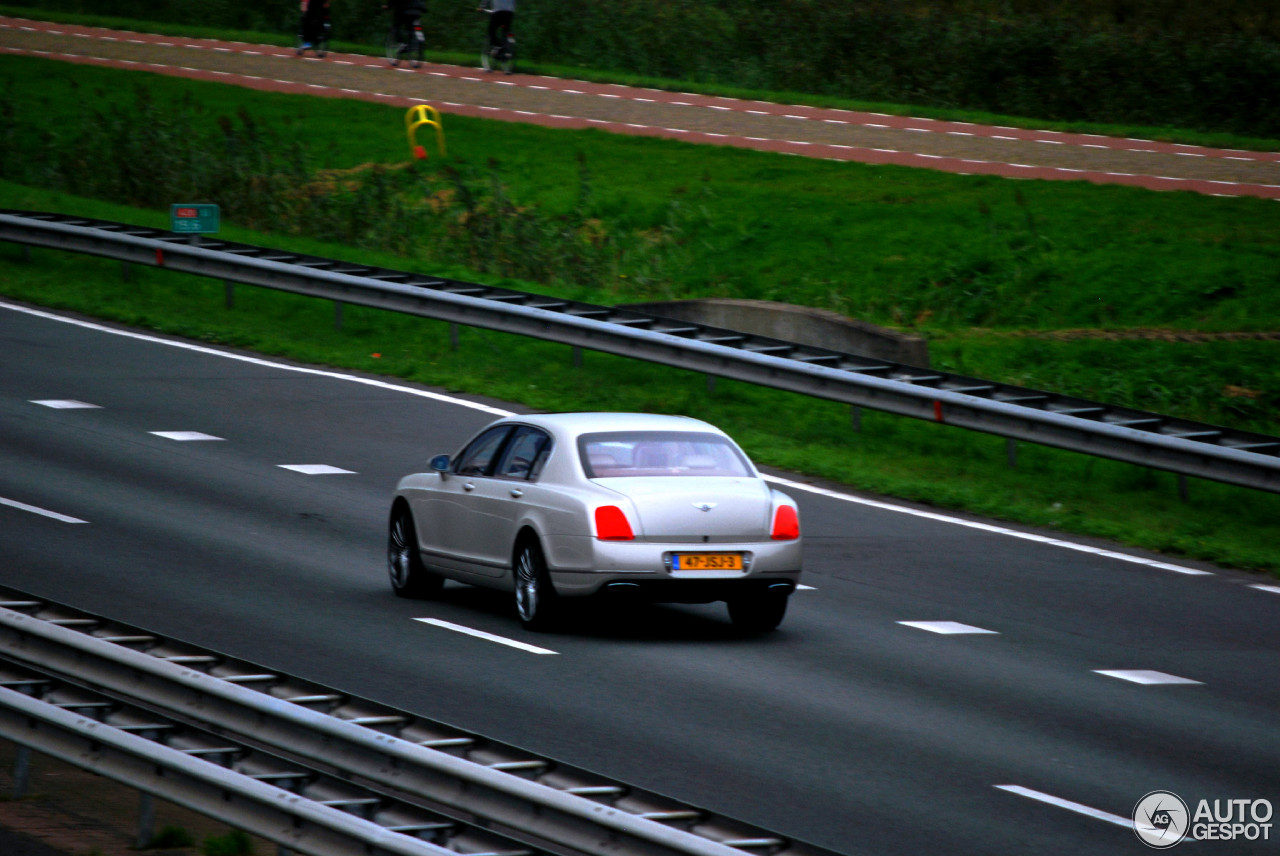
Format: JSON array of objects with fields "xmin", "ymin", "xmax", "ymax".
[
  {"xmin": 514, "ymin": 540, "xmax": 558, "ymax": 631},
  {"xmin": 727, "ymin": 590, "xmax": 789, "ymax": 634},
  {"xmin": 388, "ymin": 506, "xmax": 443, "ymax": 599}
]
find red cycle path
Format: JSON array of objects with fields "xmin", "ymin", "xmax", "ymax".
[{"xmin": 3, "ymin": 16, "xmax": 1280, "ymax": 199}]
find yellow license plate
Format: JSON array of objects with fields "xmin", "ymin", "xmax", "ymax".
[{"xmin": 672, "ymin": 553, "xmax": 743, "ymax": 571}]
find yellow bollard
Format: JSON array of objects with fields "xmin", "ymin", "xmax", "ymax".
[{"xmin": 405, "ymin": 105, "xmax": 446, "ymax": 160}]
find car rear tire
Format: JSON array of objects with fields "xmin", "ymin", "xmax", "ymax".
[
  {"xmin": 727, "ymin": 591, "xmax": 788, "ymax": 634},
  {"xmin": 515, "ymin": 540, "xmax": 558, "ymax": 631},
  {"xmin": 388, "ymin": 506, "xmax": 443, "ymax": 598}
]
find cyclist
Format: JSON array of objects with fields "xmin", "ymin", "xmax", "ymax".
[
  {"xmin": 385, "ymin": 0, "xmax": 427, "ymax": 60},
  {"xmin": 477, "ymin": 0, "xmax": 514, "ymax": 59},
  {"xmin": 297, "ymin": 0, "xmax": 330, "ymax": 52}
]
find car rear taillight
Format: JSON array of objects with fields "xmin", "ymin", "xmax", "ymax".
[
  {"xmin": 771, "ymin": 505, "xmax": 799, "ymax": 540},
  {"xmin": 595, "ymin": 505, "xmax": 634, "ymax": 541}
]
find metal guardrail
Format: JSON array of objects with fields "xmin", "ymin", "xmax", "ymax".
[
  {"xmin": 3, "ymin": 209, "xmax": 1278, "ymax": 493},
  {"xmin": 0, "ymin": 688, "xmax": 461, "ymax": 856},
  {"xmin": 0, "ymin": 586, "xmax": 844, "ymax": 856}
]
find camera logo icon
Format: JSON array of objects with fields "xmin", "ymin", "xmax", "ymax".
[{"xmin": 1134, "ymin": 790, "xmax": 1189, "ymax": 848}]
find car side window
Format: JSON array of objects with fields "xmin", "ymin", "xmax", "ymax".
[
  {"xmin": 496, "ymin": 427, "xmax": 551, "ymax": 481},
  {"xmin": 455, "ymin": 426, "xmax": 513, "ymax": 476}
]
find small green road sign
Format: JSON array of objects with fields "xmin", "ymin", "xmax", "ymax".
[{"xmin": 170, "ymin": 204, "xmax": 220, "ymax": 234}]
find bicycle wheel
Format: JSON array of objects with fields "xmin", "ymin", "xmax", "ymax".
[
  {"xmin": 409, "ymin": 23, "xmax": 425, "ymax": 68},
  {"xmin": 386, "ymin": 24, "xmax": 405, "ymax": 66},
  {"xmin": 499, "ymin": 36, "xmax": 515, "ymax": 74}
]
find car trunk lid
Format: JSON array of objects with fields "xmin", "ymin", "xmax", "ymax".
[{"xmin": 592, "ymin": 477, "xmax": 770, "ymax": 541}]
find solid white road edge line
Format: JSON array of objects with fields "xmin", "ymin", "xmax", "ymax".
[
  {"xmin": 414, "ymin": 618, "xmax": 558, "ymax": 655},
  {"xmin": 0, "ymin": 496, "xmax": 87, "ymax": 524},
  {"xmin": 0, "ymin": 301, "xmax": 1230, "ymax": 578},
  {"xmin": 763, "ymin": 474, "xmax": 1215, "ymax": 577},
  {"xmin": 994, "ymin": 785, "xmax": 1132, "ymax": 828},
  {"xmin": 0, "ymin": 301, "xmax": 513, "ymax": 418}
]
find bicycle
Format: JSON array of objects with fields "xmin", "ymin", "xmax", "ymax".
[
  {"xmin": 480, "ymin": 9, "xmax": 515, "ymax": 74},
  {"xmin": 385, "ymin": 12, "xmax": 425, "ymax": 68},
  {"xmin": 295, "ymin": 0, "xmax": 331, "ymax": 57}
]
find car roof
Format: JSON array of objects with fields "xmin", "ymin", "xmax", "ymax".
[{"xmin": 499, "ymin": 412, "xmax": 727, "ymax": 438}]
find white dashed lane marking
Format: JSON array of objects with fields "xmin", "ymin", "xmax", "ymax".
[
  {"xmin": 277, "ymin": 464, "xmax": 356, "ymax": 475},
  {"xmin": 1249, "ymin": 584, "xmax": 1280, "ymax": 595},
  {"xmin": 899, "ymin": 621, "xmax": 999, "ymax": 635},
  {"xmin": 150, "ymin": 431, "xmax": 224, "ymax": 441},
  {"xmin": 414, "ymin": 618, "xmax": 558, "ymax": 655},
  {"xmin": 1093, "ymin": 669, "xmax": 1202, "ymax": 686},
  {"xmin": 30, "ymin": 399, "xmax": 100, "ymax": 409}
]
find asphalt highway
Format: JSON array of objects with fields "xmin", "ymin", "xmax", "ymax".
[{"xmin": 1, "ymin": 299, "xmax": 1277, "ymax": 855}]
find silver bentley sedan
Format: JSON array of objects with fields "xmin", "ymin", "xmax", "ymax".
[{"xmin": 388, "ymin": 413, "xmax": 802, "ymax": 632}]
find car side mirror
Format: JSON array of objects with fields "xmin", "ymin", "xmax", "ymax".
[{"xmin": 430, "ymin": 454, "xmax": 451, "ymax": 475}]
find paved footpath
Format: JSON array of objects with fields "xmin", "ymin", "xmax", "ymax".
[{"xmin": 4, "ymin": 15, "xmax": 1280, "ymax": 200}]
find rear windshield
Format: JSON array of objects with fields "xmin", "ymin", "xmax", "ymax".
[{"xmin": 578, "ymin": 431, "xmax": 753, "ymax": 478}]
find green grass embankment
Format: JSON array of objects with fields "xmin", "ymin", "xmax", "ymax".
[{"xmin": 0, "ymin": 56, "xmax": 1277, "ymax": 573}]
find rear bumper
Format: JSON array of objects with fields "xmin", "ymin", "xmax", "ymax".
[
  {"xmin": 544, "ymin": 534, "xmax": 801, "ymax": 600},
  {"xmin": 587, "ymin": 576, "xmax": 798, "ymax": 604}
]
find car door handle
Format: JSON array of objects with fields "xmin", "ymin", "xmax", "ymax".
[
  {"xmin": 463, "ymin": 482, "xmax": 476, "ymax": 492},
  {"xmin": 509, "ymin": 488, "xmax": 524, "ymax": 498}
]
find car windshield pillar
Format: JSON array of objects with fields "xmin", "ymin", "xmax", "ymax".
[{"xmin": 455, "ymin": 425, "xmax": 515, "ymax": 476}]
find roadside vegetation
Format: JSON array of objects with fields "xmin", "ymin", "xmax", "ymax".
[
  {"xmin": 0, "ymin": 55, "xmax": 1277, "ymax": 574},
  {"xmin": 9, "ymin": 0, "xmax": 1280, "ymax": 141}
]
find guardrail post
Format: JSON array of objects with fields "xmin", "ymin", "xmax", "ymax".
[
  {"xmin": 707, "ymin": 375, "xmax": 716, "ymax": 393},
  {"xmin": 450, "ymin": 323, "xmax": 459, "ymax": 351},
  {"xmin": 572, "ymin": 346, "xmax": 583, "ymax": 368},
  {"xmin": 1007, "ymin": 438, "xmax": 1018, "ymax": 468},
  {"xmin": 335, "ymin": 301, "xmax": 344, "ymax": 331},
  {"xmin": 1178, "ymin": 474, "xmax": 1189, "ymax": 503},
  {"xmin": 121, "ymin": 260, "xmax": 131, "ymax": 282},
  {"xmin": 850, "ymin": 405, "xmax": 861, "ymax": 433},
  {"xmin": 225, "ymin": 281, "xmax": 235, "ymax": 309},
  {"xmin": 12, "ymin": 745, "xmax": 30, "ymax": 799},
  {"xmin": 137, "ymin": 792, "xmax": 156, "ymax": 849}
]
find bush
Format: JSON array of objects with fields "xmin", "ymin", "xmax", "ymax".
[
  {"xmin": 145, "ymin": 824, "xmax": 195, "ymax": 849},
  {"xmin": 0, "ymin": 81, "xmax": 705, "ymax": 292},
  {"xmin": 201, "ymin": 829, "xmax": 253, "ymax": 856}
]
